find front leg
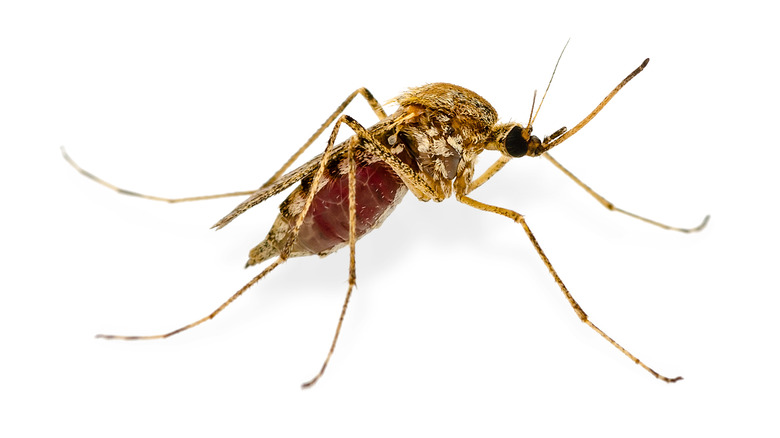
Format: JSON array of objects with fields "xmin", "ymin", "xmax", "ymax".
[{"xmin": 542, "ymin": 153, "xmax": 709, "ymax": 233}]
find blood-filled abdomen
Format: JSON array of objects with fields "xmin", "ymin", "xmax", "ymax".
[{"xmin": 246, "ymin": 158, "xmax": 407, "ymax": 267}]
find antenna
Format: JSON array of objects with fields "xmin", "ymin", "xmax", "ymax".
[{"xmin": 530, "ymin": 38, "xmax": 570, "ymax": 127}]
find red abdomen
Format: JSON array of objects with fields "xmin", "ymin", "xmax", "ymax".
[{"xmin": 293, "ymin": 160, "xmax": 407, "ymax": 255}]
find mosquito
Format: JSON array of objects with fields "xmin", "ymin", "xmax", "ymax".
[{"xmin": 63, "ymin": 50, "xmax": 708, "ymax": 388}]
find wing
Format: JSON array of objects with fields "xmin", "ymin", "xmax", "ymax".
[{"xmin": 211, "ymin": 142, "xmax": 349, "ymax": 230}]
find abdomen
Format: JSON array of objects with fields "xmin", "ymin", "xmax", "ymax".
[
  {"xmin": 295, "ymin": 159, "xmax": 407, "ymax": 254},
  {"xmin": 246, "ymin": 157, "xmax": 407, "ymax": 266}
]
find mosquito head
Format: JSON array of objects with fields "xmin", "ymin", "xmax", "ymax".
[
  {"xmin": 502, "ymin": 39, "xmax": 568, "ymax": 158},
  {"xmin": 487, "ymin": 123, "xmax": 542, "ymax": 158}
]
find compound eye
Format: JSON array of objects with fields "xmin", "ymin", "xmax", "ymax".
[{"xmin": 504, "ymin": 126, "xmax": 528, "ymax": 157}]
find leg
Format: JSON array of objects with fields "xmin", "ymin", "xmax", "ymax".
[
  {"xmin": 456, "ymin": 192, "xmax": 683, "ymax": 383},
  {"xmin": 535, "ymin": 59, "xmax": 650, "ymax": 154},
  {"xmin": 63, "ymin": 88, "xmax": 388, "ymax": 203},
  {"xmin": 261, "ymin": 87, "xmax": 387, "ymax": 187},
  {"xmin": 543, "ymin": 152, "xmax": 709, "ymax": 233},
  {"xmin": 62, "ymin": 147, "xmax": 256, "ymax": 203},
  {"xmin": 297, "ymin": 114, "xmax": 439, "ymax": 388},
  {"xmin": 466, "ymin": 155, "xmax": 511, "ymax": 194},
  {"xmin": 97, "ymin": 258, "xmax": 284, "ymax": 340},
  {"xmin": 300, "ymin": 119, "xmax": 359, "ymax": 389},
  {"xmin": 337, "ymin": 115, "xmax": 440, "ymax": 201}
]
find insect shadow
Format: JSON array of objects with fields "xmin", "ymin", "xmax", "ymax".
[{"xmin": 63, "ymin": 48, "xmax": 708, "ymax": 388}]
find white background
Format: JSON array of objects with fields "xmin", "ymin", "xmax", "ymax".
[{"xmin": 2, "ymin": 1, "xmax": 777, "ymax": 436}]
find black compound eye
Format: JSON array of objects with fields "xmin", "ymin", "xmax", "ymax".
[{"xmin": 504, "ymin": 126, "xmax": 528, "ymax": 157}]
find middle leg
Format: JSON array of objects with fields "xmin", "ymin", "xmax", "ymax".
[
  {"xmin": 300, "ymin": 119, "xmax": 359, "ymax": 389},
  {"xmin": 298, "ymin": 114, "xmax": 441, "ymax": 387},
  {"xmin": 456, "ymin": 192, "xmax": 683, "ymax": 383}
]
